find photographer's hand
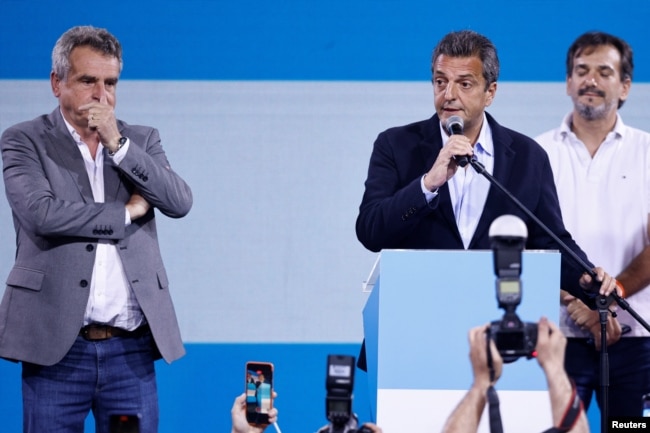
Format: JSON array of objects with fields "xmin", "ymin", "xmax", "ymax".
[
  {"xmin": 440, "ymin": 325, "xmax": 502, "ymax": 433},
  {"xmin": 535, "ymin": 318, "xmax": 565, "ymax": 374},
  {"xmin": 535, "ymin": 318, "xmax": 589, "ymax": 433},
  {"xmin": 469, "ymin": 324, "xmax": 502, "ymax": 390}
]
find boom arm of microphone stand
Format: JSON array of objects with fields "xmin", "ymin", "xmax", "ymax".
[
  {"xmin": 610, "ymin": 294, "xmax": 650, "ymax": 332},
  {"xmin": 468, "ymin": 159, "xmax": 592, "ymax": 274},
  {"xmin": 468, "ymin": 159, "xmax": 650, "ymax": 331}
]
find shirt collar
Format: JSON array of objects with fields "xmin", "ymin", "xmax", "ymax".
[
  {"xmin": 561, "ymin": 111, "xmax": 626, "ymax": 139},
  {"xmin": 59, "ymin": 108, "xmax": 105, "ymax": 164},
  {"xmin": 60, "ymin": 109, "xmax": 83, "ymax": 144},
  {"xmin": 476, "ymin": 114, "xmax": 493, "ymax": 157}
]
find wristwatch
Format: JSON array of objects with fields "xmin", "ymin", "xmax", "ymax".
[{"xmin": 108, "ymin": 136, "xmax": 127, "ymax": 156}]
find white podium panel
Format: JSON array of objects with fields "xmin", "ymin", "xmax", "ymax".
[{"xmin": 362, "ymin": 249, "xmax": 561, "ymax": 432}]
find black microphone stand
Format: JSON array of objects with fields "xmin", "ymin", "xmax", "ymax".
[
  {"xmin": 597, "ymin": 300, "xmax": 611, "ymax": 433},
  {"xmin": 467, "ymin": 157, "xmax": 650, "ymax": 432}
]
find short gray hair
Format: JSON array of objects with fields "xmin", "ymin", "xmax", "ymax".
[{"xmin": 51, "ymin": 25, "xmax": 123, "ymax": 81}]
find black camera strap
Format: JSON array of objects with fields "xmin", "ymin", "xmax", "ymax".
[
  {"xmin": 486, "ymin": 327, "xmax": 496, "ymax": 383},
  {"xmin": 486, "ymin": 380, "xmax": 582, "ymax": 433},
  {"xmin": 487, "ymin": 386, "xmax": 504, "ymax": 433},
  {"xmin": 486, "ymin": 327, "xmax": 504, "ymax": 433}
]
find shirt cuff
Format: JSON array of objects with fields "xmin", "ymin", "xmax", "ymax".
[
  {"xmin": 421, "ymin": 174, "xmax": 439, "ymax": 201},
  {"xmin": 109, "ymin": 138, "xmax": 130, "ymax": 164}
]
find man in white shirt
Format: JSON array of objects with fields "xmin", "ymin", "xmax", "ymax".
[{"xmin": 536, "ymin": 31, "xmax": 650, "ymax": 417}]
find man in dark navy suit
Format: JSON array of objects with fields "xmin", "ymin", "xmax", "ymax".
[{"xmin": 356, "ymin": 30, "xmax": 618, "ymax": 307}]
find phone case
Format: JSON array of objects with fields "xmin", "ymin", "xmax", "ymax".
[{"xmin": 245, "ymin": 361, "xmax": 274, "ymax": 426}]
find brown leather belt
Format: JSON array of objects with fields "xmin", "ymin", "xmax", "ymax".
[{"xmin": 79, "ymin": 324, "xmax": 150, "ymax": 341}]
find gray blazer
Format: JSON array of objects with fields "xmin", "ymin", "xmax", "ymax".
[{"xmin": 0, "ymin": 108, "xmax": 193, "ymax": 365}]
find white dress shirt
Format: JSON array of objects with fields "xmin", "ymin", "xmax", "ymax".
[{"xmin": 63, "ymin": 116, "xmax": 144, "ymax": 330}]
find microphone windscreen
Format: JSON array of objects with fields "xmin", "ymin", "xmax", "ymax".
[{"xmin": 446, "ymin": 115, "xmax": 464, "ymax": 135}]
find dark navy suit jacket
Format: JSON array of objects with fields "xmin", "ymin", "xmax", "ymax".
[{"xmin": 356, "ymin": 112, "xmax": 594, "ymax": 304}]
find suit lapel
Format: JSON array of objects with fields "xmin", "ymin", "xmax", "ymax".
[
  {"xmin": 44, "ymin": 110, "xmax": 94, "ymax": 203},
  {"xmin": 45, "ymin": 109, "xmax": 127, "ymax": 203}
]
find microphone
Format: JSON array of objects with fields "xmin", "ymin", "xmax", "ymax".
[
  {"xmin": 445, "ymin": 115, "xmax": 470, "ymax": 167},
  {"xmin": 446, "ymin": 115, "xmax": 464, "ymax": 135}
]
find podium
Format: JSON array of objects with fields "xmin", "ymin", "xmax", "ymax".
[{"xmin": 361, "ymin": 249, "xmax": 561, "ymax": 433}]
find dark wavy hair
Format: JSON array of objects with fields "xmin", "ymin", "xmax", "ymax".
[{"xmin": 431, "ymin": 30, "xmax": 499, "ymax": 91}]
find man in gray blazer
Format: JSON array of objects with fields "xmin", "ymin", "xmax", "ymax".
[{"xmin": 0, "ymin": 26, "xmax": 192, "ymax": 433}]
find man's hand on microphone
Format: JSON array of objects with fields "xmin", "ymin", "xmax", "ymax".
[
  {"xmin": 578, "ymin": 267, "xmax": 620, "ymax": 297},
  {"xmin": 423, "ymin": 135, "xmax": 474, "ymax": 191}
]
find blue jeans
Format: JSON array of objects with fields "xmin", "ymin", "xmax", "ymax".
[
  {"xmin": 565, "ymin": 337, "xmax": 650, "ymax": 417},
  {"xmin": 22, "ymin": 332, "xmax": 159, "ymax": 433}
]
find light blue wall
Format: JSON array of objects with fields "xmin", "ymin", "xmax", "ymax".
[{"xmin": 3, "ymin": 1, "xmax": 650, "ymax": 432}]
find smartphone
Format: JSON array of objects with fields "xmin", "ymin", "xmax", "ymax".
[
  {"xmin": 109, "ymin": 414, "xmax": 140, "ymax": 433},
  {"xmin": 245, "ymin": 361, "xmax": 274, "ymax": 426},
  {"xmin": 643, "ymin": 393, "xmax": 650, "ymax": 417}
]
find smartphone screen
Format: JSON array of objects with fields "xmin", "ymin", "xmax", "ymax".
[
  {"xmin": 245, "ymin": 361, "xmax": 274, "ymax": 426},
  {"xmin": 109, "ymin": 414, "xmax": 140, "ymax": 433}
]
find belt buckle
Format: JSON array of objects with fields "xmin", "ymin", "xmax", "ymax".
[{"xmin": 81, "ymin": 325, "xmax": 111, "ymax": 341}]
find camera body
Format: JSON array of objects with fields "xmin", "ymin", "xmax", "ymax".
[
  {"xmin": 490, "ymin": 311, "xmax": 538, "ymax": 363},
  {"xmin": 316, "ymin": 415, "xmax": 372, "ymax": 433}
]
